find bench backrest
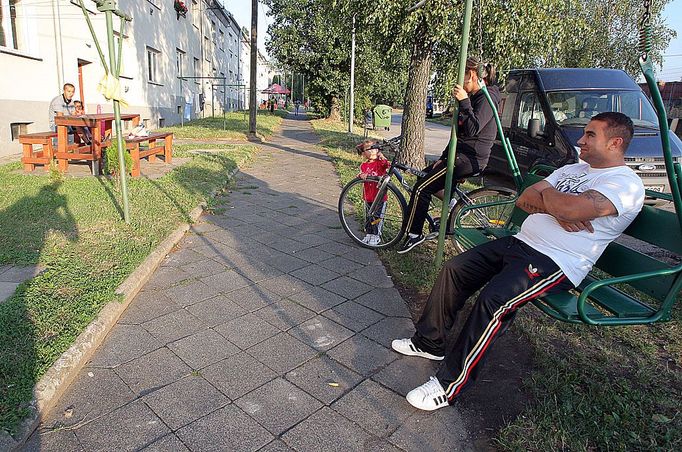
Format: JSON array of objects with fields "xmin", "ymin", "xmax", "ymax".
[{"xmin": 512, "ymin": 169, "xmax": 681, "ymax": 302}]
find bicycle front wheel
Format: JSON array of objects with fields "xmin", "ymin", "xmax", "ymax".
[
  {"xmin": 338, "ymin": 176, "xmax": 407, "ymax": 249},
  {"xmin": 448, "ymin": 186, "xmax": 517, "ymax": 253}
]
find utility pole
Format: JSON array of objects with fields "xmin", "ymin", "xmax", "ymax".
[
  {"xmin": 348, "ymin": 14, "xmax": 356, "ymax": 134},
  {"xmin": 248, "ymin": 0, "xmax": 258, "ymax": 136}
]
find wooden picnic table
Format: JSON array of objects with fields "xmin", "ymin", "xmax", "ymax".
[{"xmin": 54, "ymin": 113, "xmax": 140, "ymax": 174}]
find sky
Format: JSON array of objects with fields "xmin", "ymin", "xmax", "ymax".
[
  {"xmin": 660, "ymin": 0, "xmax": 682, "ymax": 81},
  {"xmin": 220, "ymin": 0, "xmax": 681, "ymax": 80},
  {"xmin": 220, "ymin": 0, "xmax": 272, "ymax": 57}
]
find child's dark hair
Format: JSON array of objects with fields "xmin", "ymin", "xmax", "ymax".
[
  {"xmin": 466, "ymin": 57, "xmax": 497, "ymax": 85},
  {"xmin": 73, "ymin": 100, "xmax": 83, "ymax": 107}
]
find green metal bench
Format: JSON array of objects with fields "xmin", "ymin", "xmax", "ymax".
[{"xmin": 452, "ymin": 167, "xmax": 682, "ymax": 326}]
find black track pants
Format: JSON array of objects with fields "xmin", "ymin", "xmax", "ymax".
[
  {"xmin": 411, "ymin": 236, "xmax": 573, "ymax": 401},
  {"xmin": 403, "ymin": 155, "xmax": 476, "ymax": 236}
]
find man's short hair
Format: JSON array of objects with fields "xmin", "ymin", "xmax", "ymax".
[
  {"xmin": 591, "ymin": 112, "xmax": 634, "ymax": 151},
  {"xmin": 63, "ymin": 83, "xmax": 75, "ymax": 90}
]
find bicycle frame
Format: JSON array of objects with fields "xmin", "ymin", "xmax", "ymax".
[{"xmin": 362, "ymin": 138, "xmax": 506, "ymax": 240}]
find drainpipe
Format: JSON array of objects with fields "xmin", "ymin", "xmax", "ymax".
[{"xmin": 52, "ymin": 0, "xmax": 65, "ymax": 89}]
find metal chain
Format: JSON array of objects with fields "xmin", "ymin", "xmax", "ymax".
[
  {"xmin": 477, "ymin": 0, "xmax": 483, "ymax": 62},
  {"xmin": 638, "ymin": 0, "xmax": 652, "ymax": 61}
]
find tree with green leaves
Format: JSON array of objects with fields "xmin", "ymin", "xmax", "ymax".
[{"xmin": 263, "ymin": 0, "xmax": 409, "ymax": 120}]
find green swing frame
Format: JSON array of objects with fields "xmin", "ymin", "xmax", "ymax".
[{"xmin": 443, "ymin": 0, "xmax": 682, "ymax": 326}]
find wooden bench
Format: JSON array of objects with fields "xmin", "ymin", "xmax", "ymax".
[
  {"xmin": 452, "ymin": 167, "xmax": 682, "ymax": 326},
  {"xmin": 19, "ymin": 132, "xmax": 57, "ymax": 172},
  {"xmin": 124, "ymin": 132, "xmax": 173, "ymax": 177}
]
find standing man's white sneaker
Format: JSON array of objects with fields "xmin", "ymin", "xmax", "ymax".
[
  {"xmin": 391, "ymin": 338, "xmax": 444, "ymax": 361},
  {"xmin": 406, "ymin": 376, "xmax": 450, "ymax": 411}
]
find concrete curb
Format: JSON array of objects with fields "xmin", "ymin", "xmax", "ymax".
[{"xmin": 3, "ymin": 167, "xmax": 240, "ymax": 451}]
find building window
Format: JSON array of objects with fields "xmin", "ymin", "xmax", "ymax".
[
  {"xmin": 219, "ymin": 29, "xmax": 224, "ymax": 51},
  {"xmin": 10, "ymin": 122, "xmax": 29, "ymax": 140},
  {"xmin": 0, "ymin": 0, "xmax": 19, "ymax": 50},
  {"xmin": 176, "ymin": 48, "xmax": 185, "ymax": 78},
  {"xmin": 191, "ymin": 0, "xmax": 199, "ymax": 29},
  {"xmin": 219, "ymin": 72, "xmax": 224, "ymax": 93},
  {"xmin": 211, "ymin": 21, "xmax": 216, "ymax": 43},
  {"xmin": 204, "ymin": 36, "xmax": 209, "ymax": 61},
  {"xmin": 193, "ymin": 57, "xmax": 200, "ymax": 84},
  {"xmin": 147, "ymin": 47, "xmax": 160, "ymax": 83}
]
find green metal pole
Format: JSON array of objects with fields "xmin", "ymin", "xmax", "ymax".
[
  {"xmin": 479, "ymin": 81, "xmax": 523, "ymax": 190},
  {"xmin": 101, "ymin": 0, "xmax": 130, "ymax": 224},
  {"xmin": 435, "ymin": 0, "xmax": 474, "ymax": 266}
]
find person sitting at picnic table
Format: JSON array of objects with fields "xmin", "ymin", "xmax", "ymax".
[
  {"xmin": 391, "ymin": 112, "xmax": 644, "ymax": 411},
  {"xmin": 72, "ymin": 100, "xmax": 93, "ymax": 145},
  {"xmin": 48, "ymin": 83, "xmax": 76, "ymax": 131}
]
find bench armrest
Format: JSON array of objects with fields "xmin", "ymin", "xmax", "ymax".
[{"xmin": 577, "ymin": 264, "xmax": 682, "ymax": 325}]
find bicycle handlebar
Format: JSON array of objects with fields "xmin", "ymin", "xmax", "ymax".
[{"xmin": 369, "ymin": 137, "xmax": 428, "ymax": 178}]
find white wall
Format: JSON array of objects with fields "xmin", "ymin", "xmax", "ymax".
[{"xmin": 0, "ymin": 0, "xmax": 271, "ymax": 158}]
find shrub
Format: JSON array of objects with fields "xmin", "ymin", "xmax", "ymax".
[{"xmin": 103, "ymin": 141, "xmax": 133, "ymax": 177}]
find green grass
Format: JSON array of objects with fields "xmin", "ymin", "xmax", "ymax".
[
  {"xmin": 426, "ymin": 115, "xmax": 453, "ymax": 127},
  {"xmin": 312, "ymin": 117, "xmax": 682, "ymax": 451},
  {"xmin": 0, "ymin": 144, "xmax": 256, "ymax": 434},
  {"xmin": 156, "ymin": 110, "xmax": 284, "ymax": 140}
]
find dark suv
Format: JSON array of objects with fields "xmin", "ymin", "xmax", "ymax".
[{"xmin": 486, "ymin": 68, "xmax": 682, "ymax": 195}]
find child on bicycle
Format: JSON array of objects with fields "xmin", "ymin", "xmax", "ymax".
[{"xmin": 356, "ymin": 140, "xmax": 390, "ymax": 246}]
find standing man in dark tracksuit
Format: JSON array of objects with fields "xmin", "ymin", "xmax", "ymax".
[
  {"xmin": 391, "ymin": 112, "xmax": 645, "ymax": 411},
  {"xmin": 398, "ymin": 57, "xmax": 501, "ymax": 254}
]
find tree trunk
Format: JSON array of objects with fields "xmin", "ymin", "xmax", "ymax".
[
  {"xmin": 400, "ymin": 19, "xmax": 433, "ymax": 168},
  {"xmin": 328, "ymin": 95, "xmax": 341, "ymax": 121}
]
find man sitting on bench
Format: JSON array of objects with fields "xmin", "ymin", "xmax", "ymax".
[{"xmin": 391, "ymin": 112, "xmax": 645, "ymax": 411}]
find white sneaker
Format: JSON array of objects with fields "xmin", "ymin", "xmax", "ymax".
[
  {"xmin": 362, "ymin": 234, "xmax": 372, "ymax": 244},
  {"xmin": 406, "ymin": 376, "xmax": 449, "ymax": 411},
  {"xmin": 391, "ymin": 338, "xmax": 444, "ymax": 361},
  {"xmin": 367, "ymin": 234, "xmax": 380, "ymax": 246}
]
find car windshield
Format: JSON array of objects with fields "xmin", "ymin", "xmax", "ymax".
[{"xmin": 546, "ymin": 90, "xmax": 659, "ymax": 129}]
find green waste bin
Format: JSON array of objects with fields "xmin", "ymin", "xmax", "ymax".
[{"xmin": 373, "ymin": 104, "xmax": 392, "ymax": 130}]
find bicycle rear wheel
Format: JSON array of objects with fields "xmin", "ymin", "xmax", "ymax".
[
  {"xmin": 338, "ymin": 176, "xmax": 407, "ymax": 249},
  {"xmin": 448, "ymin": 186, "xmax": 517, "ymax": 253}
]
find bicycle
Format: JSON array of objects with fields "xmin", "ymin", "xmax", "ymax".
[{"xmin": 337, "ymin": 137, "xmax": 517, "ymax": 252}]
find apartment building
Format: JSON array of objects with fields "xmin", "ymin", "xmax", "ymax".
[{"xmin": 0, "ymin": 0, "xmax": 274, "ymax": 158}]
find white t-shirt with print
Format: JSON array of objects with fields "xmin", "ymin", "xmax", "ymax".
[{"xmin": 514, "ymin": 162, "xmax": 645, "ymax": 286}]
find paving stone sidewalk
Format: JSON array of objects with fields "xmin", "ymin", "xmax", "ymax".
[
  {"xmin": 25, "ymin": 115, "xmax": 473, "ymax": 451},
  {"xmin": 0, "ymin": 265, "xmax": 44, "ymax": 304}
]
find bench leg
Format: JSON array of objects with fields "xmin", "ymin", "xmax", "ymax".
[
  {"xmin": 165, "ymin": 135, "xmax": 173, "ymax": 164},
  {"xmin": 22, "ymin": 144, "xmax": 34, "ymax": 172},
  {"xmin": 148, "ymin": 139, "xmax": 157, "ymax": 162},
  {"xmin": 44, "ymin": 141, "xmax": 54, "ymax": 172},
  {"xmin": 131, "ymin": 144, "xmax": 141, "ymax": 177}
]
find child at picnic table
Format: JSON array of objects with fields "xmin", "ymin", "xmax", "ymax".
[
  {"xmin": 72, "ymin": 100, "xmax": 93, "ymax": 145},
  {"xmin": 356, "ymin": 140, "xmax": 390, "ymax": 246}
]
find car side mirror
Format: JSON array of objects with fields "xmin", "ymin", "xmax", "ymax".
[{"xmin": 528, "ymin": 118, "xmax": 541, "ymax": 138}]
